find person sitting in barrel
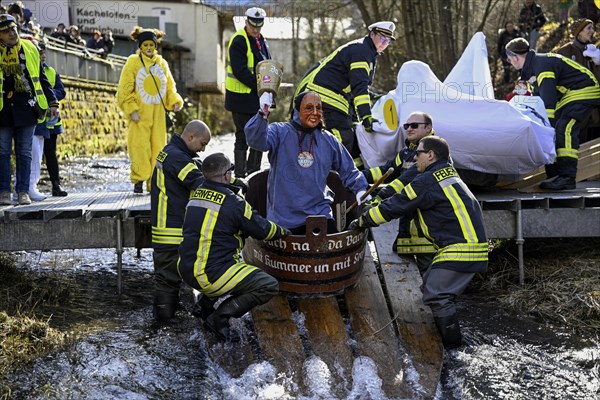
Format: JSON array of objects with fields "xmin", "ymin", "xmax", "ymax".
[
  {"xmin": 177, "ymin": 152, "xmax": 290, "ymax": 342},
  {"xmin": 245, "ymin": 90, "xmax": 369, "ymax": 234}
]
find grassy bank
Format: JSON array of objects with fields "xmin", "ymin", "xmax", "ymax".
[{"xmin": 473, "ymin": 238, "xmax": 600, "ymax": 332}]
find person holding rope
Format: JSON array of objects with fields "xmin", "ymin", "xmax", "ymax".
[
  {"xmin": 117, "ymin": 26, "xmax": 183, "ymax": 194},
  {"xmin": 245, "ymin": 90, "xmax": 369, "ymax": 234},
  {"xmin": 349, "ymin": 136, "xmax": 488, "ymax": 349}
]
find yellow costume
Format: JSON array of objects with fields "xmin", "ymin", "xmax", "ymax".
[{"xmin": 117, "ymin": 49, "xmax": 183, "ymax": 186}]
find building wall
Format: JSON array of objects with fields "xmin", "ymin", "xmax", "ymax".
[{"xmin": 22, "ymin": 0, "xmax": 226, "ymax": 93}]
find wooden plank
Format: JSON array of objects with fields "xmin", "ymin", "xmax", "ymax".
[
  {"xmin": 296, "ymin": 297, "xmax": 354, "ymax": 395},
  {"xmin": 252, "ymin": 295, "xmax": 305, "ymax": 383},
  {"xmin": 371, "ymin": 222, "xmax": 443, "ymax": 400},
  {"xmin": 498, "ymin": 138, "xmax": 600, "ymax": 189},
  {"xmin": 344, "ymin": 247, "xmax": 411, "ymax": 399}
]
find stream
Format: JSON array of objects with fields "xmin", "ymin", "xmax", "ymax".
[{"xmin": 2, "ymin": 133, "xmax": 599, "ymax": 399}]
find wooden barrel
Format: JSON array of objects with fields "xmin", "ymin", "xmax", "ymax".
[
  {"xmin": 243, "ymin": 170, "xmax": 366, "ymax": 296},
  {"xmin": 243, "ymin": 215, "xmax": 367, "ymax": 295}
]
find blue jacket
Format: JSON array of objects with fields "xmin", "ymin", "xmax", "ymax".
[{"xmin": 245, "ymin": 111, "xmax": 368, "ymax": 229}]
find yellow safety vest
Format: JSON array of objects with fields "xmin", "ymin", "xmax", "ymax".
[
  {"xmin": 226, "ymin": 28, "xmax": 254, "ymax": 94},
  {"xmin": 43, "ymin": 65, "xmax": 62, "ymax": 128},
  {"xmin": 0, "ymin": 39, "xmax": 49, "ymax": 114}
]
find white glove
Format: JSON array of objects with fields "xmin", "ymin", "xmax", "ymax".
[
  {"xmin": 583, "ymin": 44, "xmax": 600, "ymax": 65},
  {"xmin": 130, "ymin": 111, "xmax": 140, "ymax": 122},
  {"xmin": 371, "ymin": 121, "xmax": 384, "ymax": 132},
  {"xmin": 259, "ymin": 92, "xmax": 273, "ymax": 114},
  {"xmin": 355, "ymin": 190, "xmax": 372, "ymax": 205}
]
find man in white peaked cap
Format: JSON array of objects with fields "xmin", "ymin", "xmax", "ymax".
[{"xmin": 293, "ymin": 21, "xmax": 395, "ymax": 168}]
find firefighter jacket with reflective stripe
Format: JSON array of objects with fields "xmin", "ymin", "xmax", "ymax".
[
  {"xmin": 296, "ymin": 36, "xmax": 378, "ymax": 120},
  {"xmin": 520, "ymin": 50, "xmax": 600, "ymax": 120},
  {"xmin": 150, "ymin": 134, "xmax": 205, "ymax": 251},
  {"xmin": 177, "ymin": 180, "xmax": 288, "ymax": 296},
  {"xmin": 225, "ymin": 28, "xmax": 270, "ymax": 114},
  {"xmin": 365, "ymin": 160, "xmax": 488, "ymax": 273}
]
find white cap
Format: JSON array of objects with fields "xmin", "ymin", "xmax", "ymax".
[
  {"xmin": 245, "ymin": 7, "xmax": 267, "ymax": 27},
  {"xmin": 368, "ymin": 21, "xmax": 396, "ymax": 40}
]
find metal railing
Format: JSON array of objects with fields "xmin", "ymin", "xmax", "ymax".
[{"xmin": 44, "ymin": 35, "xmax": 126, "ymax": 83}]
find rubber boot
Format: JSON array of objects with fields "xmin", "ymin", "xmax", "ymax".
[
  {"xmin": 434, "ymin": 314, "xmax": 463, "ymax": 349},
  {"xmin": 234, "ymin": 150, "xmax": 248, "ymax": 178},
  {"xmin": 51, "ymin": 180, "xmax": 68, "ymax": 197},
  {"xmin": 192, "ymin": 294, "xmax": 216, "ymax": 321},
  {"xmin": 153, "ymin": 294, "xmax": 179, "ymax": 321},
  {"xmin": 133, "ymin": 182, "xmax": 143, "ymax": 194},
  {"xmin": 544, "ymin": 163, "xmax": 558, "ymax": 179},
  {"xmin": 204, "ymin": 295, "xmax": 258, "ymax": 342},
  {"xmin": 246, "ymin": 149, "xmax": 263, "ymax": 176}
]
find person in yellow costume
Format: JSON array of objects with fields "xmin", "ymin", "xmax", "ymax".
[{"xmin": 117, "ymin": 27, "xmax": 183, "ymax": 193}]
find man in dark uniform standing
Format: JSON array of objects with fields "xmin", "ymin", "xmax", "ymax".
[
  {"xmin": 225, "ymin": 7, "xmax": 271, "ymax": 178},
  {"xmin": 150, "ymin": 120, "xmax": 211, "ymax": 320},
  {"xmin": 294, "ymin": 21, "xmax": 395, "ymax": 167},
  {"xmin": 506, "ymin": 37, "xmax": 600, "ymax": 190},
  {"xmin": 178, "ymin": 153, "xmax": 290, "ymax": 341},
  {"xmin": 349, "ymin": 136, "xmax": 488, "ymax": 349}
]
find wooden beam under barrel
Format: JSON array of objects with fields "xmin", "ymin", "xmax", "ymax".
[
  {"xmin": 344, "ymin": 248, "xmax": 411, "ymax": 398},
  {"xmin": 371, "ymin": 222, "xmax": 443, "ymax": 399}
]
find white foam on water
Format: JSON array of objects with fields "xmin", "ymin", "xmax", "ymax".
[
  {"xmin": 346, "ymin": 356, "xmax": 387, "ymax": 400},
  {"xmin": 219, "ymin": 361, "xmax": 295, "ymax": 400}
]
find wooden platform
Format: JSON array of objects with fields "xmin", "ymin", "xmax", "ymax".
[
  {"xmin": 203, "ymin": 223, "xmax": 443, "ymax": 399},
  {"xmin": 497, "ymin": 137, "xmax": 600, "ymax": 191}
]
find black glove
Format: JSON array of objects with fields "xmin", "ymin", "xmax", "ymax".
[
  {"xmin": 348, "ymin": 217, "xmax": 363, "ymax": 230},
  {"xmin": 370, "ymin": 92, "xmax": 383, "ymax": 102},
  {"xmin": 362, "ymin": 196, "xmax": 382, "ymax": 211},
  {"xmin": 280, "ymin": 227, "xmax": 292, "ymax": 236},
  {"xmin": 362, "ymin": 115, "xmax": 379, "ymax": 133},
  {"xmin": 231, "ymin": 177, "xmax": 248, "ymax": 194}
]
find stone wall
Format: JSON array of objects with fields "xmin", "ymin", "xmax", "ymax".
[{"xmin": 57, "ymin": 77, "xmax": 127, "ymax": 159}]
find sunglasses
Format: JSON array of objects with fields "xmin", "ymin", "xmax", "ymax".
[
  {"xmin": 403, "ymin": 122, "xmax": 428, "ymax": 130},
  {"xmin": 223, "ymin": 163, "xmax": 235, "ymax": 176},
  {"xmin": 506, "ymin": 49, "xmax": 519, "ymax": 57},
  {"xmin": 378, "ymin": 34, "xmax": 391, "ymax": 45},
  {"xmin": 415, "ymin": 149, "xmax": 429, "ymax": 156}
]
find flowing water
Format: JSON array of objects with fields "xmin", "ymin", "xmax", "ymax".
[{"xmin": 2, "ymin": 133, "xmax": 599, "ymax": 399}]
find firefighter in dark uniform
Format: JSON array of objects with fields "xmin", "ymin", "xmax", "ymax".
[
  {"xmin": 225, "ymin": 7, "xmax": 271, "ymax": 178},
  {"xmin": 150, "ymin": 120, "xmax": 211, "ymax": 320},
  {"xmin": 363, "ymin": 112, "xmax": 436, "ymax": 274},
  {"xmin": 506, "ymin": 37, "xmax": 600, "ymax": 190},
  {"xmin": 177, "ymin": 153, "xmax": 290, "ymax": 342},
  {"xmin": 294, "ymin": 21, "xmax": 395, "ymax": 167},
  {"xmin": 349, "ymin": 136, "xmax": 488, "ymax": 349}
]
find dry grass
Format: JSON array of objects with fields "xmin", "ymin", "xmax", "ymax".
[
  {"xmin": 473, "ymin": 238, "xmax": 600, "ymax": 332},
  {"xmin": 0, "ymin": 253, "xmax": 75, "ymax": 393}
]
